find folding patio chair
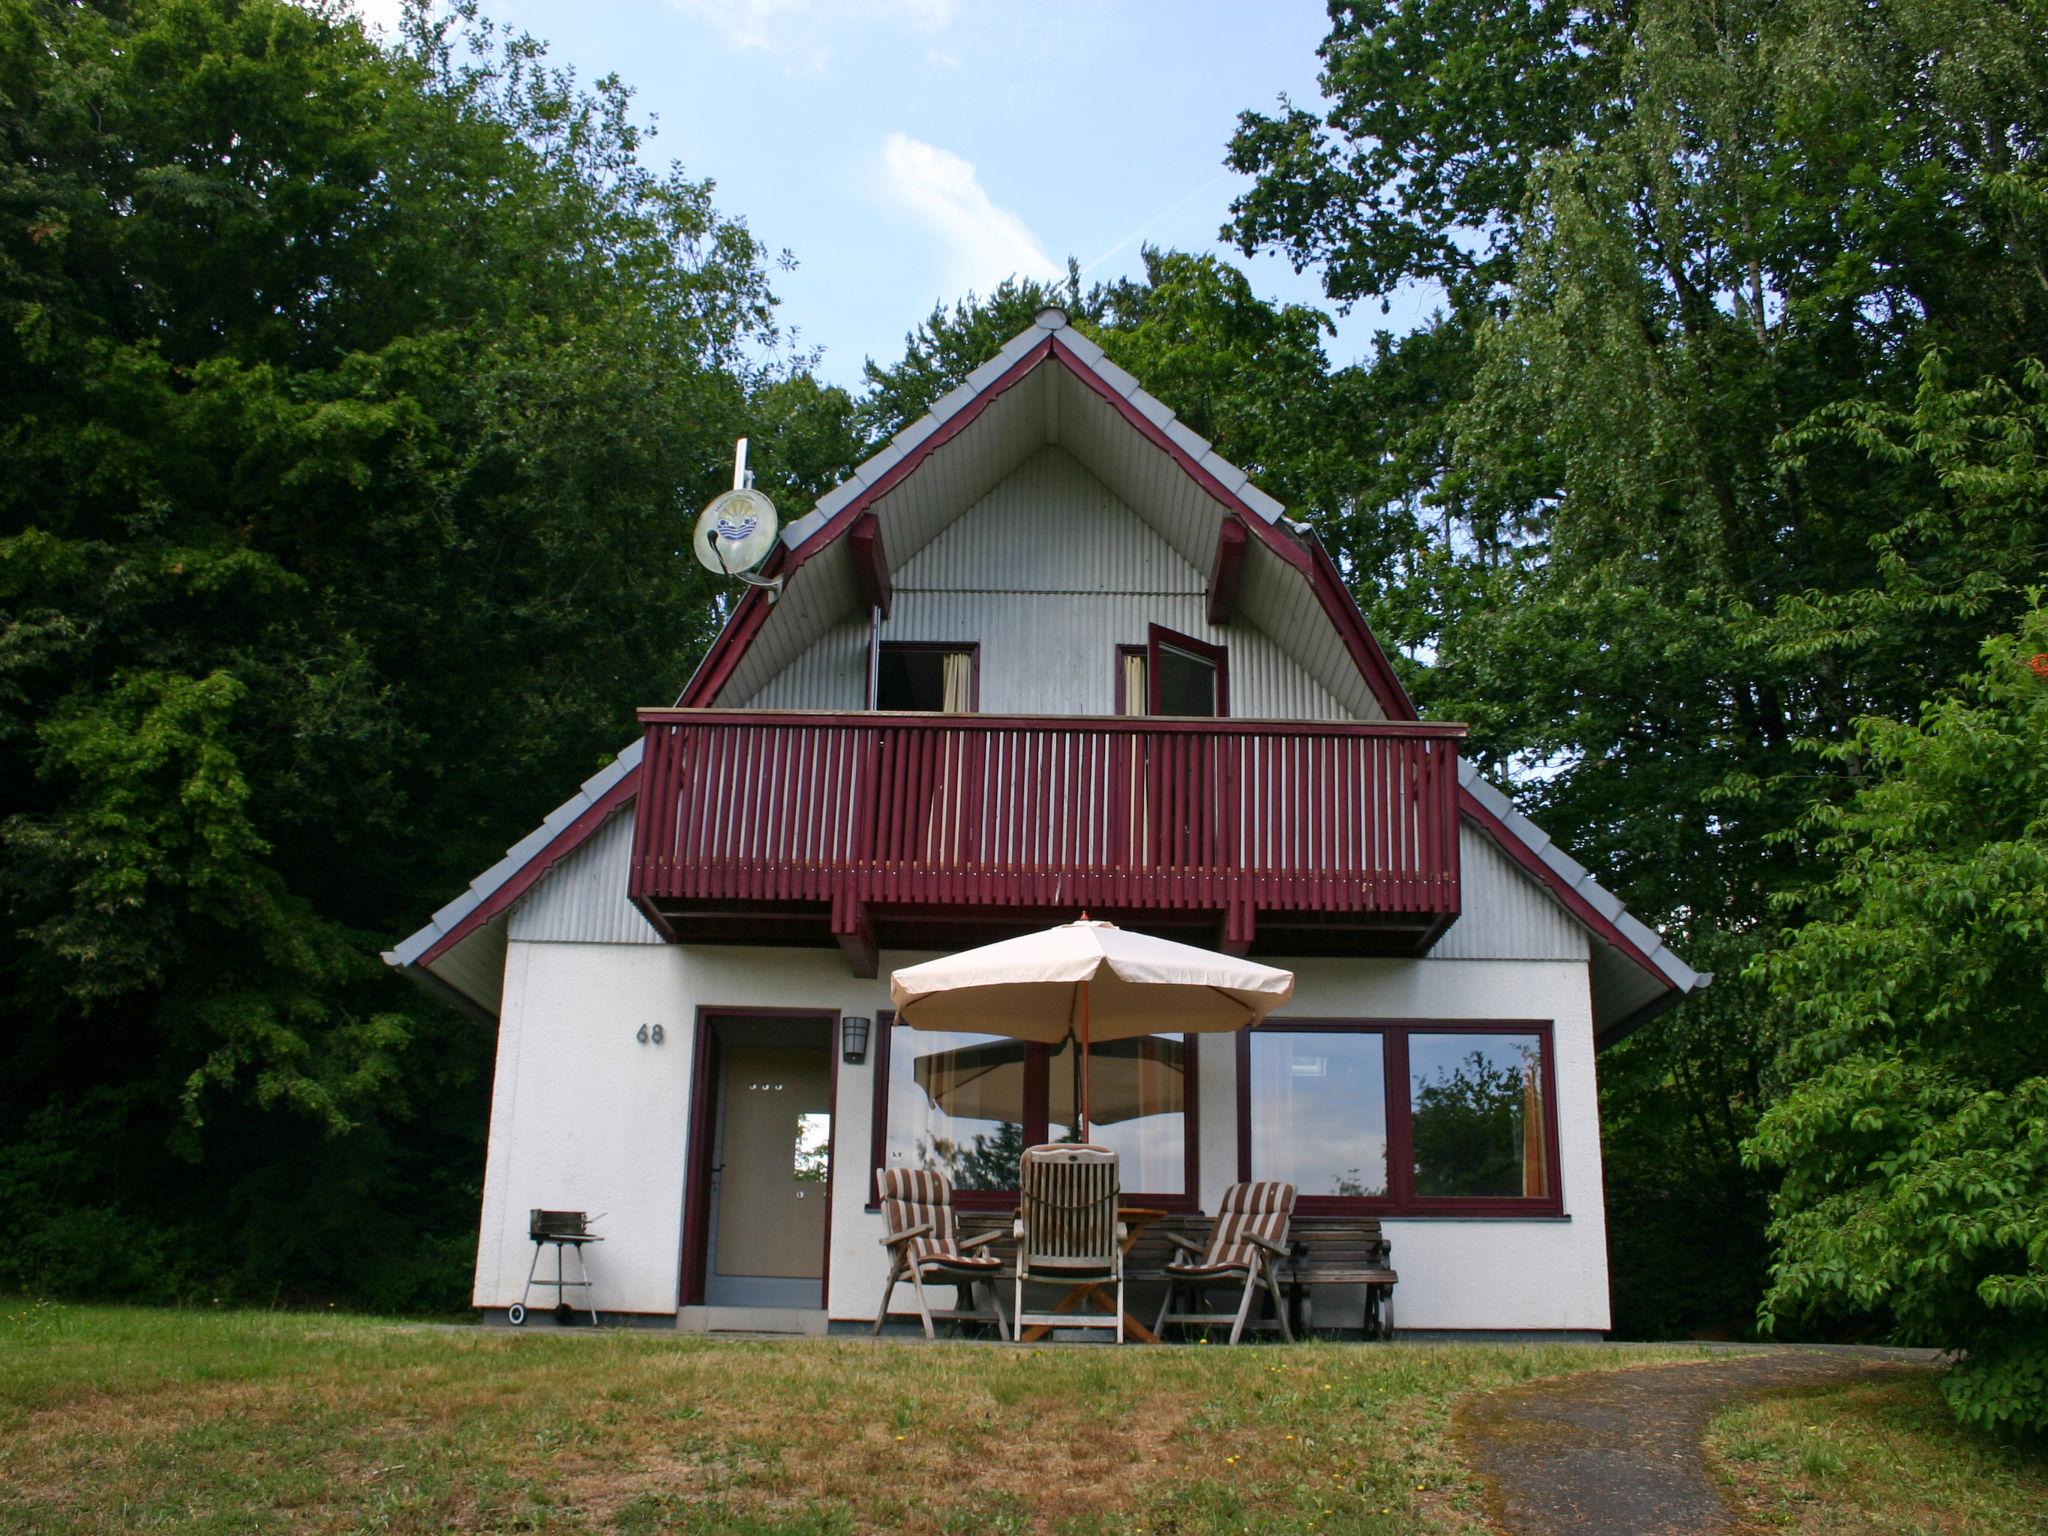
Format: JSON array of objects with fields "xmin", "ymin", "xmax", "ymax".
[
  {"xmin": 1153, "ymin": 1181, "xmax": 1296, "ymax": 1344},
  {"xmin": 872, "ymin": 1168, "xmax": 1010, "ymax": 1340},
  {"xmin": 1013, "ymin": 1144, "xmax": 1125, "ymax": 1342}
]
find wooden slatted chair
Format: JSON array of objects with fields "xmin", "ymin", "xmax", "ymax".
[
  {"xmin": 1153, "ymin": 1181, "xmax": 1296, "ymax": 1344},
  {"xmin": 1013, "ymin": 1145, "xmax": 1125, "ymax": 1342},
  {"xmin": 872, "ymin": 1168, "xmax": 1009, "ymax": 1340}
]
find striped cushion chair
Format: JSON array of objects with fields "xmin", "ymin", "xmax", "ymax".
[
  {"xmin": 1153, "ymin": 1181, "xmax": 1297, "ymax": 1344},
  {"xmin": 1013, "ymin": 1144, "xmax": 1126, "ymax": 1343},
  {"xmin": 872, "ymin": 1168, "xmax": 1009, "ymax": 1340}
]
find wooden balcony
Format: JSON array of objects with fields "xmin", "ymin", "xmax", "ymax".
[{"xmin": 628, "ymin": 710, "xmax": 1465, "ymax": 972}]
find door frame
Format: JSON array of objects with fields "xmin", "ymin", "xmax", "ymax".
[{"xmin": 678, "ymin": 1006, "xmax": 842, "ymax": 1309}]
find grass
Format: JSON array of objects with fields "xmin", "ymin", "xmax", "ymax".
[
  {"xmin": 0, "ymin": 1299, "xmax": 1704, "ymax": 1536},
  {"xmin": 1708, "ymin": 1371, "xmax": 2048, "ymax": 1535}
]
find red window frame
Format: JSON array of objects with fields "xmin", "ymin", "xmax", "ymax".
[
  {"xmin": 1235, "ymin": 1019, "xmax": 1564, "ymax": 1218},
  {"xmin": 870, "ymin": 1011, "xmax": 1202, "ymax": 1212},
  {"xmin": 1145, "ymin": 624, "xmax": 1228, "ymax": 717}
]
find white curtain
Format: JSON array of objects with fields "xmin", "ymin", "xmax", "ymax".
[
  {"xmin": 927, "ymin": 650, "xmax": 974, "ymax": 860},
  {"xmin": 941, "ymin": 650, "xmax": 973, "ymax": 713}
]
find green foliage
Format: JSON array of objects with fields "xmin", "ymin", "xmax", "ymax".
[
  {"xmin": 1745, "ymin": 605, "xmax": 2048, "ymax": 1434},
  {"xmin": 1233, "ymin": 0, "xmax": 2048, "ymax": 1342},
  {"xmin": 0, "ymin": 0, "xmax": 790, "ymax": 1308}
]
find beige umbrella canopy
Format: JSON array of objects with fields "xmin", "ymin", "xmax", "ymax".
[{"xmin": 890, "ymin": 917, "xmax": 1295, "ymax": 1140}]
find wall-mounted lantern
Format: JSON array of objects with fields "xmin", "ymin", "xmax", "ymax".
[{"xmin": 841, "ymin": 1015, "xmax": 871, "ymax": 1065}]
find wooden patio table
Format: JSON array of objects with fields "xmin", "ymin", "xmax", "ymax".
[{"xmin": 1017, "ymin": 1206, "xmax": 1170, "ymax": 1344}]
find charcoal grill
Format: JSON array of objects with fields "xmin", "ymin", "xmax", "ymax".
[{"xmin": 509, "ymin": 1209, "xmax": 602, "ymax": 1326}]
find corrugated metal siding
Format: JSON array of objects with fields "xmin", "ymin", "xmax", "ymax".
[
  {"xmin": 741, "ymin": 615, "xmax": 869, "ymax": 710},
  {"xmin": 508, "ymin": 807, "xmax": 661, "ymax": 944},
  {"xmin": 1051, "ymin": 369, "xmax": 1384, "ymax": 722},
  {"xmin": 1432, "ymin": 820, "xmax": 1590, "ymax": 961},
  {"xmin": 896, "ymin": 447, "xmax": 1203, "ymax": 594},
  {"xmin": 738, "ymin": 447, "xmax": 1353, "ymax": 719},
  {"xmin": 426, "ymin": 916, "xmax": 507, "ymax": 1011}
]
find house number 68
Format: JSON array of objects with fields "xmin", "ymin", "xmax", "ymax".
[{"xmin": 636, "ymin": 1023, "xmax": 665, "ymax": 1044}]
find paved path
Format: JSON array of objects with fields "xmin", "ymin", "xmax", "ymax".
[{"xmin": 1456, "ymin": 1347, "xmax": 1939, "ymax": 1535}]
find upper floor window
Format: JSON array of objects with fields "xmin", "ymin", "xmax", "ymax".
[
  {"xmin": 876, "ymin": 643, "xmax": 976, "ymax": 712},
  {"xmin": 1118, "ymin": 625, "xmax": 1228, "ymax": 717}
]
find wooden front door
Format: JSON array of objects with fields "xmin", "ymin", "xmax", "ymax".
[{"xmin": 709, "ymin": 1044, "xmax": 831, "ymax": 1298}]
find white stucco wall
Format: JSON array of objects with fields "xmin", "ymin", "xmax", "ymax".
[{"xmin": 477, "ymin": 940, "xmax": 1608, "ymax": 1332}]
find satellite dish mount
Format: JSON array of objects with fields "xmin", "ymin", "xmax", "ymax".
[{"xmin": 693, "ymin": 438, "xmax": 783, "ymax": 600}]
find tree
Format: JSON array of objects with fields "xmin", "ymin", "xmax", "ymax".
[
  {"xmin": 1229, "ymin": 0, "xmax": 2048, "ymax": 1338},
  {"xmin": 0, "ymin": 0, "xmax": 785, "ymax": 1307},
  {"xmin": 1745, "ymin": 603, "xmax": 2048, "ymax": 1433}
]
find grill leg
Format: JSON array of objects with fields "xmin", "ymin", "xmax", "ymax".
[{"xmin": 519, "ymin": 1241, "xmax": 544, "ymax": 1316}]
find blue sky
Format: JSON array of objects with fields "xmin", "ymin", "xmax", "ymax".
[{"xmin": 354, "ymin": 0, "xmax": 1435, "ymax": 390}]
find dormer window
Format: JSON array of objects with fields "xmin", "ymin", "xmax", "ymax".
[{"xmin": 875, "ymin": 643, "xmax": 976, "ymax": 712}]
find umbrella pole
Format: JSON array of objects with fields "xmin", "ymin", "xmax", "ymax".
[{"xmin": 1079, "ymin": 980, "xmax": 1092, "ymax": 1142}]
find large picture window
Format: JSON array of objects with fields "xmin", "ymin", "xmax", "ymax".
[
  {"xmin": 872, "ymin": 1016, "xmax": 1194, "ymax": 1208},
  {"xmin": 1237, "ymin": 1021, "xmax": 1560, "ymax": 1216}
]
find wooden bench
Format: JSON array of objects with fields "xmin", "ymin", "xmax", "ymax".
[
  {"xmin": 1280, "ymin": 1217, "xmax": 1398, "ymax": 1340},
  {"xmin": 957, "ymin": 1210, "xmax": 1397, "ymax": 1340}
]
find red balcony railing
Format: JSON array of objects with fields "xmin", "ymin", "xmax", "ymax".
[{"xmin": 629, "ymin": 710, "xmax": 1464, "ymax": 955}]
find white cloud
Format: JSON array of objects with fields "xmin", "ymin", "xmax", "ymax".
[
  {"xmin": 343, "ymin": 0, "xmax": 408, "ymax": 36},
  {"xmin": 879, "ymin": 133, "xmax": 1060, "ymax": 298},
  {"xmin": 671, "ymin": 0, "xmax": 955, "ymax": 74}
]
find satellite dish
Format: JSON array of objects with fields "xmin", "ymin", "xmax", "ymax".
[
  {"xmin": 692, "ymin": 438, "xmax": 784, "ymax": 597},
  {"xmin": 694, "ymin": 487, "xmax": 777, "ymax": 575}
]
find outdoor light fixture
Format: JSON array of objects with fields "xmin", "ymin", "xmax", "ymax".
[{"xmin": 841, "ymin": 1016, "xmax": 871, "ymax": 1065}]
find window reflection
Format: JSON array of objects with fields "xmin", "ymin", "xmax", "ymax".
[
  {"xmin": 1409, "ymin": 1033, "xmax": 1547, "ymax": 1199},
  {"xmin": 793, "ymin": 1112, "xmax": 831, "ymax": 1183},
  {"xmin": 1247, "ymin": 1032, "xmax": 1388, "ymax": 1196},
  {"xmin": 885, "ymin": 1029, "xmax": 1026, "ymax": 1191},
  {"xmin": 1047, "ymin": 1035, "xmax": 1187, "ymax": 1196},
  {"xmin": 883, "ymin": 1026, "xmax": 1187, "ymax": 1195}
]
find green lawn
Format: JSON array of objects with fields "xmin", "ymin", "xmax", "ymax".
[
  {"xmin": 0, "ymin": 1302, "xmax": 1698, "ymax": 1535},
  {"xmin": 1709, "ymin": 1371, "xmax": 2048, "ymax": 1536},
  {"xmin": 6, "ymin": 1303, "xmax": 2038, "ymax": 1536}
]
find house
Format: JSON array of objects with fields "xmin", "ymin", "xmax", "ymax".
[{"xmin": 385, "ymin": 307, "xmax": 1706, "ymax": 1337}]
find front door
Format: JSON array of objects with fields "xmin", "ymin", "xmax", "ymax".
[{"xmin": 704, "ymin": 1030, "xmax": 832, "ymax": 1307}]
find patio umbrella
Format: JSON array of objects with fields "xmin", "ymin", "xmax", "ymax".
[{"xmin": 890, "ymin": 917, "xmax": 1294, "ymax": 1141}]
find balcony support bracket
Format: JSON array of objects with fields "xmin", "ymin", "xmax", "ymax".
[
  {"xmin": 1221, "ymin": 898, "xmax": 1255, "ymax": 958},
  {"xmin": 832, "ymin": 892, "xmax": 878, "ymax": 979},
  {"xmin": 1207, "ymin": 517, "xmax": 1247, "ymax": 626},
  {"xmin": 849, "ymin": 512, "xmax": 892, "ymax": 620}
]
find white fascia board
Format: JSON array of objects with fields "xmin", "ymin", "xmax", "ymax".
[
  {"xmin": 1536, "ymin": 837, "xmax": 1592, "ymax": 890},
  {"xmin": 891, "ymin": 412, "xmax": 941, "ymax": 456},
  {"xmin": 927, "ymin": 380, "xmax": 979, "ymax": 427},
  {"xmin": 1198, "ymin": 450, "xmax": 1251, "ymax": 497},
  {"xmin": 1128, "ymin": 389, "xmax": 1178, "ymax": 430},
  {"xmin": 1073, "ymin": 345, "xmax": 1141, "ymax": 401},
  {"xmin": 850, "ymin": 438, "xmax": 908, "ymax": 488},
  {"xmin": 963, "ymin": 336, "xmax": 1035, "ymax": 393},
  {"xmin": 1500, "ymin": 807, "xmax": 1553, "ymax": 857},
  {"xmin": 427, "ymin": 887, "xmax": 482, "ymax": 935},
  {"xmin": 1579, "ymin": 881, "xmax": 1627, "ymax": 924},
  {"xmin": 1237, "ymin": 482, "xmax": 1287, "ymax": 525},
  {"xmin": 1164, "ymin": 418, "xmax": 1213, "ymax": 462}
]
